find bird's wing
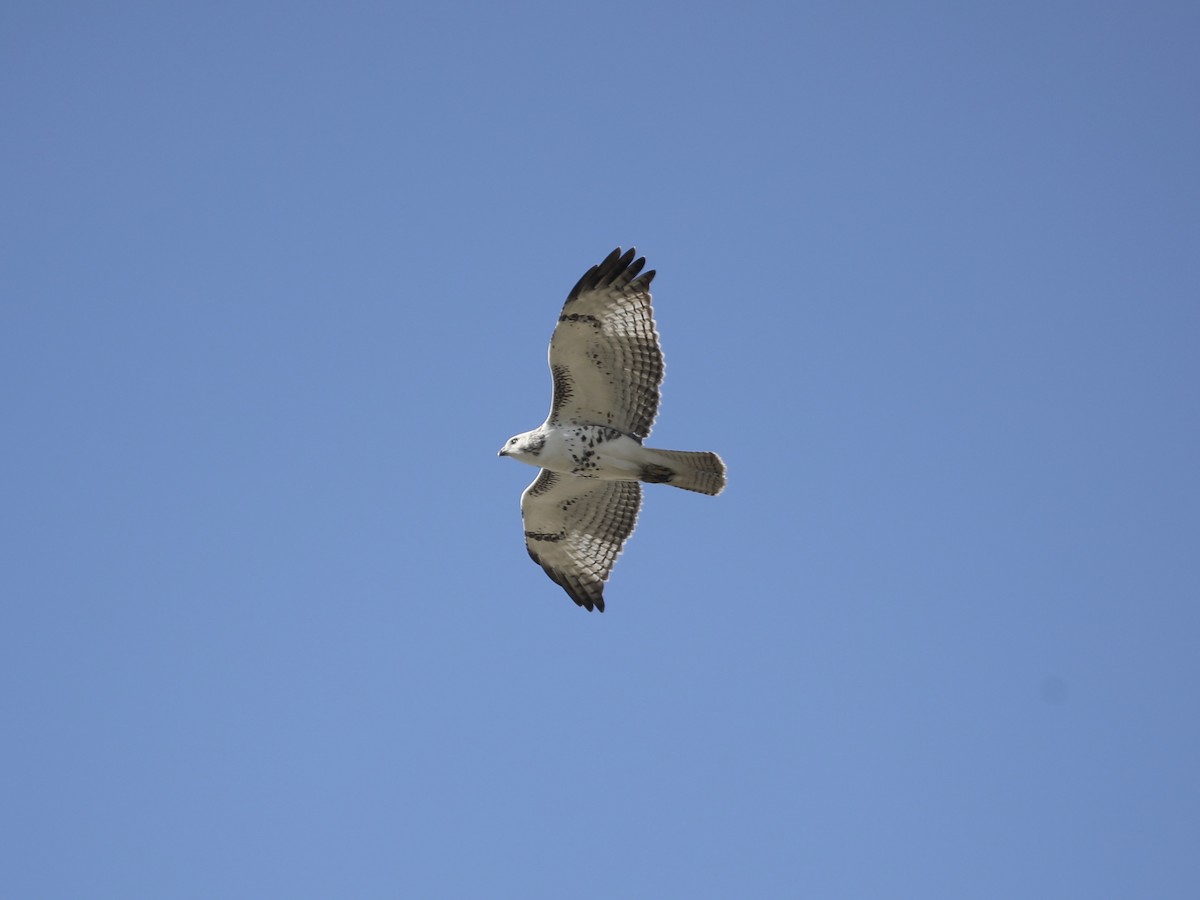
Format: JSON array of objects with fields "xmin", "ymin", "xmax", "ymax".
[
  {"xmin": 520, "ymin": 469, "xmax": 642, "ymax": 612},
  {"xmin": 546, "ymin": 248, "xmax": 663, "ymax": 442}
]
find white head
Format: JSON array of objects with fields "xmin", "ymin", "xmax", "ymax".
[{"xmin": 497, "ymin": 429, "xmax": 546, "ymax": 466}]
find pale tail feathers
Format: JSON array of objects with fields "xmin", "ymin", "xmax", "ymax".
[{"xmin": 640, "ymin": 449, "xmax": 727, "ymax": 496}]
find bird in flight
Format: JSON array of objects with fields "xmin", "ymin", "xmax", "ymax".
[{"xmin": 499, "ymin": 248, "xmax": 726, "ymax": 612}]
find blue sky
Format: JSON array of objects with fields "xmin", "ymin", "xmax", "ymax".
[{"xmin": 3, "ymin": 2, "xmax": 1198, "ymax": 897}]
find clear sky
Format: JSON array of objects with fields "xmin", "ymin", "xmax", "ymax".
[{"xmin": 3, "ymin": 2, "xmax": 1198, "ymax": 897}]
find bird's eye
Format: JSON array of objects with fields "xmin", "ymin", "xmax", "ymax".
[{"xmin": 510, "ymin": 438, "xmax": 517, "ymax": 444}]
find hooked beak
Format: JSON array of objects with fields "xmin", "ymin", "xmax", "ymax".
[{"xmin": 497, "ymin": 447, "xmax": 507, "ymax": 457}]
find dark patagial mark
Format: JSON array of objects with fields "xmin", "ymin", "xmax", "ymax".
[
  {"xmin": 527, "ymin": 471, "xmax": 559, "ymax": 496},
  {"xmin": 550, "ymin": 364, "xmax": 574, "ymax": 417}
]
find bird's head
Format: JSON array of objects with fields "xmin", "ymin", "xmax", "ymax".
[{"xmin": 498, "ymin": 429, "xmax": 546, "ymax": 465}]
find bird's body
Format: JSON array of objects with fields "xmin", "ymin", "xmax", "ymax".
[
  {"xmin": 504, "ymin": 424, "xmax": 652, "ymax": 479},
  {"xmin": 503, "ymin": 424, "xmax": 726, "ymax": 494},
  {"xmin": 499, "ymin": 248, "xmax": 726, "ymax": 612}
]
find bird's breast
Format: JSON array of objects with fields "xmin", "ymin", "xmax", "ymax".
[{"xmin": 537, "ymin": 425, "xmax": 645, "ymax": 479}]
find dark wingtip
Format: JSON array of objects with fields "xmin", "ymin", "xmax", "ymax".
[
  {"xmin": 569, "ymin": 583, "xmax": 605, "ymax": 612},
  {"xmin": 565, "ymin": 246, "xmax": 651, "ymax": 303},
  {"xmin": 535, "ymin": 560, "xmax": 606, "ymax": 613}
]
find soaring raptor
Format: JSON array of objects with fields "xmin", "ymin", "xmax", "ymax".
[{"xmin": 499, "ymin": 248, "xmax": 726, "ymax": 612}]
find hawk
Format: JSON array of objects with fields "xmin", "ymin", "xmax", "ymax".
[{"xmin": 498, "ymin": 248, "xmax": 726, "ymax": 612}]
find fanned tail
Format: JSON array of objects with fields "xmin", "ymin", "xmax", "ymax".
[{"xmin": 640, "ymin": 449, "xmax": 727, "ymax": 496}]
